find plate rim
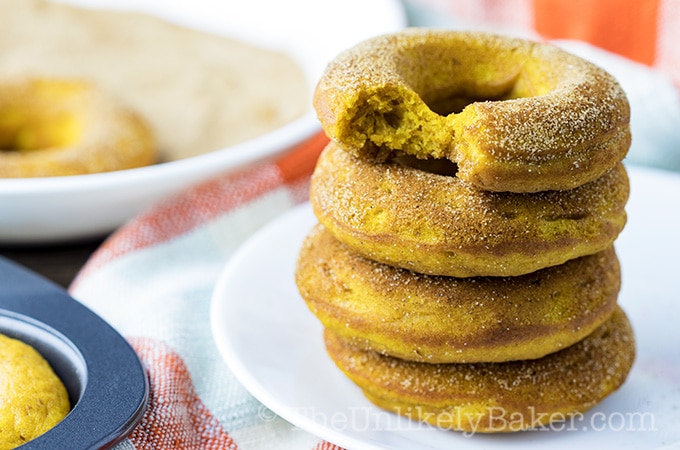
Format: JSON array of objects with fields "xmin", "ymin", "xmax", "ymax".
[{"xmin": 210, "ymin": 203, "xmax": 388, "ymax": 450}]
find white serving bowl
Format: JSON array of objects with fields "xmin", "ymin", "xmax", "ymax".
[{"xmin": 0, "ymin": 0, "xmax": 406, "ymax": 244}]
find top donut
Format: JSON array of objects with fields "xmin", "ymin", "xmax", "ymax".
[{"xmin": 313, "ymin": 29, "xmax": 631, "ymax": 193}]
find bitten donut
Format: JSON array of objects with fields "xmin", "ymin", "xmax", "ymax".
[
  {"xmin": 314, "ymin": 29, "xmax": 630, "ymax": 193},
  {"xmin": 310, "ymin": 142, "xmax": 629, "ymax": 278},
  {"xmin": 296, "ymin": 224, "xmax": 620, "ymax": 363},
  {"xmin": 324, "ymin": 307, "xmax": 635, "ymax": 433},
  {"xmin": 0, "ymin": 78, "xmax": 155, "ymax": 177}
]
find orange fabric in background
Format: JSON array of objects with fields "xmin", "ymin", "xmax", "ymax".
[
  {"xmin": 533, "ymin": 0, "xmax": 661, "ymax": 66},
  {"xmin": 276, "ymin": 131, "xmax": 328, "ymax": 184}
]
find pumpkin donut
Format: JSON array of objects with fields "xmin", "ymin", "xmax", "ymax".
[
  {"xmin": 0, "ymin": 78, "xmax": 155, "ymax": 177},
  {"xmin": 310, "ymin": 142, "xmax": 629, "ymax": 278},
  {"xmin": 313, "ymin": 29, "xmax": 631, "ymax": 193},
  {"xmin": 296, "ymin": 224, "xmax": 620, "ymax": 363},
  {"xmin": 324, "ymin": 307, "xmax": 635, "ymax": 433}
]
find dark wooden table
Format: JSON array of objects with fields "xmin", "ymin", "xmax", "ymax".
[{"xmin": 0, "ymin": 238, "xmax": 105, "ymax": 288}]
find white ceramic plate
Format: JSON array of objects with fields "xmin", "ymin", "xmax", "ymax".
[
  {"xmin": 211, "ymin": 164, "xmax": 680, "ymax": 449},
  {"xmin": 0, "ymin": 0, "xmax": 406, "ymax": 244}
]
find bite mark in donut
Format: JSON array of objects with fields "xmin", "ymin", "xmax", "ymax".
[{"xmin": 314, "ymin": 29, "xmax": 631, "ymax": 193}]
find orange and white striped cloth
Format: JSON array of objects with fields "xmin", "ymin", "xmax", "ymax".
[
  {"xmin": 71, "ymin": 132, "xmax": 342, "ymax": 450},
  {"xmin": 68, "ymin": 3, "xmax": 679, "ymax": 449}
]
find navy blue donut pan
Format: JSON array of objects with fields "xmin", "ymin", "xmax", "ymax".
[{"xmin": 0, "ymin": 256, "xmax": 148, "ymax": 449}]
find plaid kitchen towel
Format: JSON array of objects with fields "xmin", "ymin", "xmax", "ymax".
[{"xmin": 70, "ymin": 131, "xmax": 344, "ymax": 450}]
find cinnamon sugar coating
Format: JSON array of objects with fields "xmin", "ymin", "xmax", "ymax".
[
  {"xmin": 314, "ymin": 29, "xmax": 630, "ymax": 193},
  {"xmin": 297, "ymin": 225, "xmax": 620, "ymax": 363},
  {"xmin": 310, "ymin": 142, "xmax": 629, "ymax": 277},
  {"xmin": 324, "ymin": 307, "xmax": 635, "ymax": 433}
]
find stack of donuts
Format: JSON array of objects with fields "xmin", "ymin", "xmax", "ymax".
[{"xmin": 295, "ymin": 29, "xmax": 635, "ymax": 433}]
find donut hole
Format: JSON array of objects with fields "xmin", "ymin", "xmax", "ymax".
[
  {"xmin": 405, "ymin": 50, "xmax": 530, "ymax": 118},
  {"xmin": 426, "ymin": 92, "xmax": 513, "ymax": 116},
  {"xmin": 417, "ymin": 66, "xmax": 549, "ymax": 117},
  {"xmin": 0, "ymin": 81, "xmax": 86, "ymax": 153},
  {"xmin": 394, "ymin": 153, "xmax": 458, "ymax": 177},
  {"xmin": 0, "ymin": 111, "xmax": 83, "ymax": 152}
]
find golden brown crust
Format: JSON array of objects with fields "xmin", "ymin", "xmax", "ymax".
[
  {"xmin": 324, "ymin": 307, "xmax": 635, "ymax": 433},
  {"xmin": 310, "ymin": 142, "xmax": 629, "ymax": 277},
  {"xmin": 296, "ymin": 224, "xmax": 620, "ymax": 363},
  {"xmin": 314, "ymin": 29, "xmax": 630, "ymax": 193},
  {"xmin": 0, "ymin": 78, "xmax": 155, "ymax": 177}
]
